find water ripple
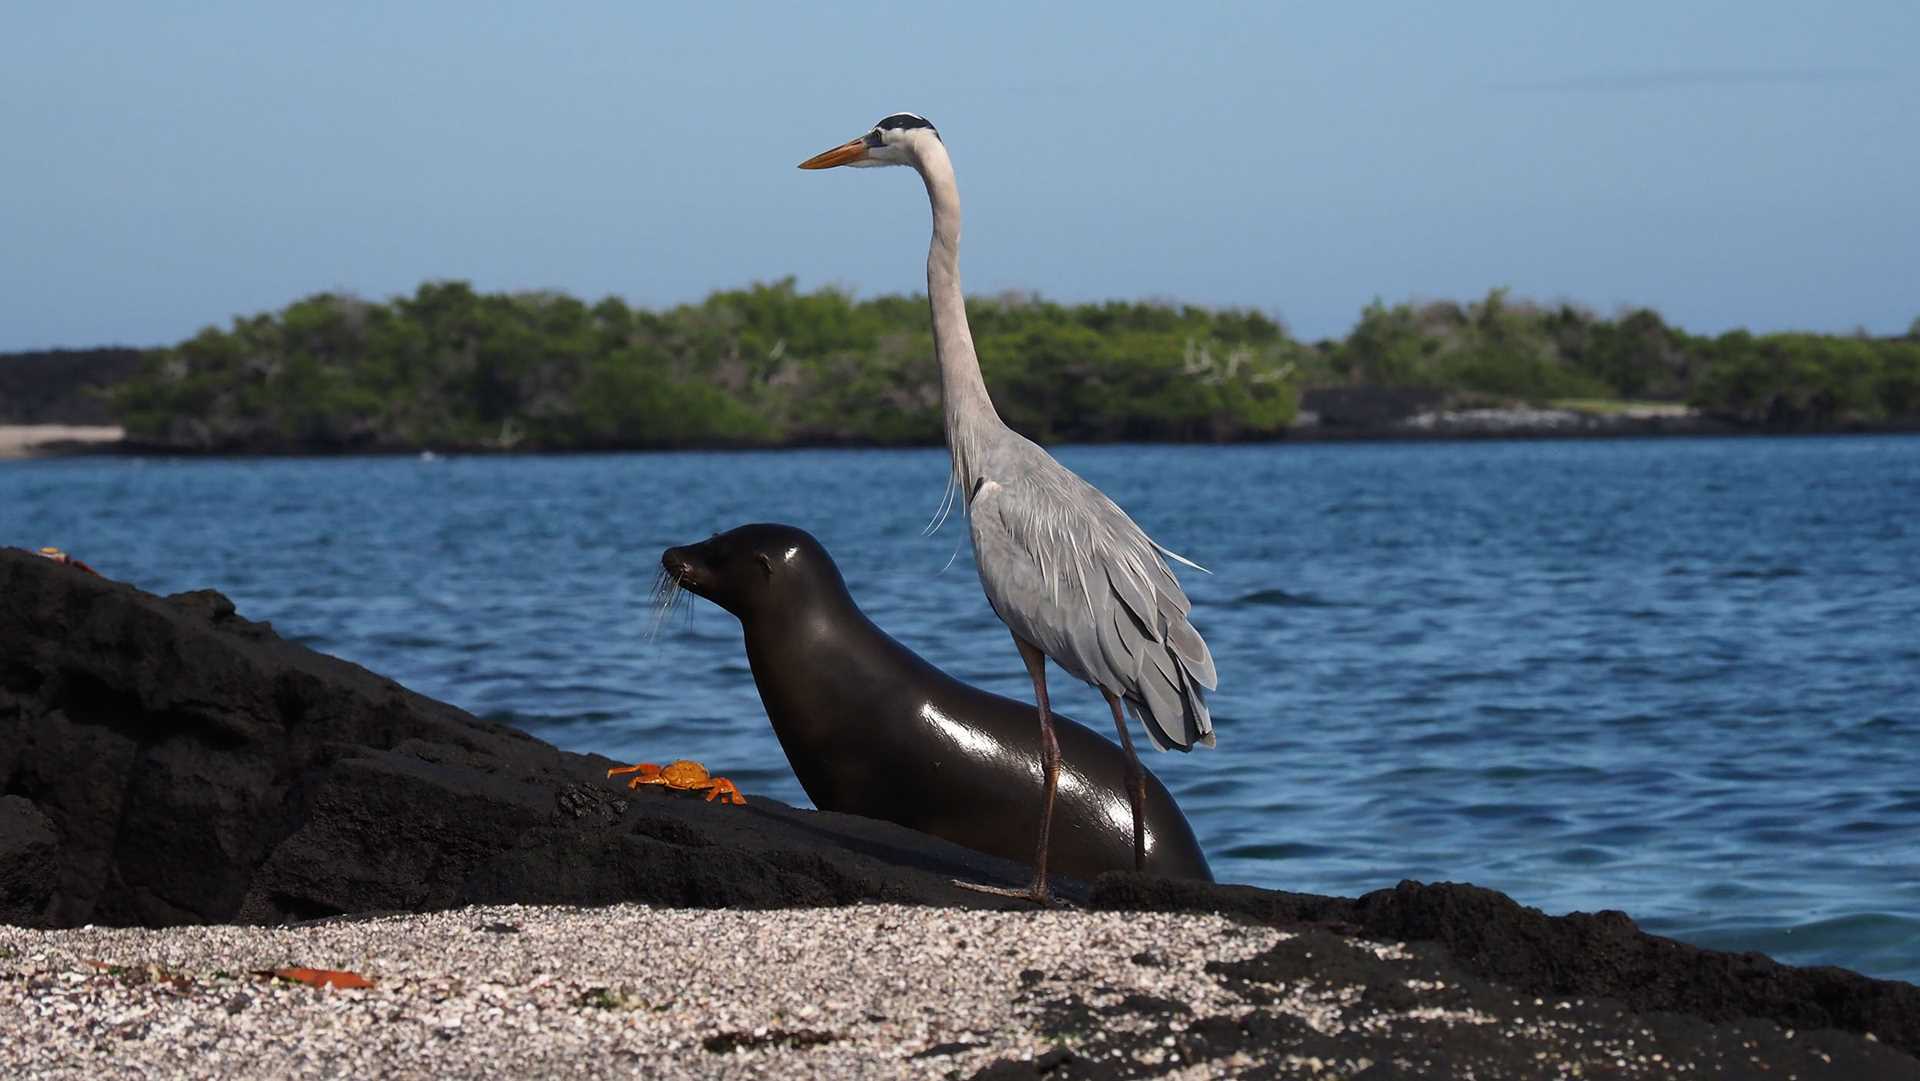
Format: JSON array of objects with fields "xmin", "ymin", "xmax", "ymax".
[{"xmin": 1231, "ymin": 588, "xmax": 1341, "ymax": 608}]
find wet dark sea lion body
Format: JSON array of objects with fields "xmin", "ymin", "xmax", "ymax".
[{"xmin": 665, "ymin": 523, "xmax": 1213, "ymax": 883}]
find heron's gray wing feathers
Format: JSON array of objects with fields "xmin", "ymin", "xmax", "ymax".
[{"xmin": 969, "ymin": 460, "xmax": 1216, "ymax": 752}]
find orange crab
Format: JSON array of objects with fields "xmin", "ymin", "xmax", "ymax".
[
  {"xmin": 606, "ymin": 759, "xmax": 745, "ymax": 805},
  {"xmin": 35, "ymin": 547, "xmax": 100, "ymax": 576}
]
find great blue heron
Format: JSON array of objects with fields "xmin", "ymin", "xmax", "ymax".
[{"xmin": 799, "ymin": 113, "xmax": 1218, "ymax": 904}]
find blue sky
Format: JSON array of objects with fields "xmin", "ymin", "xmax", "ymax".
[{"xmin": 3, "ymin": 1, "xmax": 1914, "ymax": 351}]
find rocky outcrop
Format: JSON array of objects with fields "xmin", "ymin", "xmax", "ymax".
[
  {"xmin": 2, "ymin": 547, "xmax": 1916, "ymax": 1069},
  {"xmin": 1293, "ymin": 385, "xmax": 1733, "ymax": 440},
  {"xmin": 0, "ymin": 795, "xmax": 59, "ymax": 924}
]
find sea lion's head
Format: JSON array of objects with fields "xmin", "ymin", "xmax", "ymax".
[{"xmin": 661, "ymin": 523, "xmax": 846, "ymax": 621}]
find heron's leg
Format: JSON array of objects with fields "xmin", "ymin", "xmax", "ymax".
[
  {"xmin": 952, "ymin": 637, "xmax": 1060, "ymax": 905},
  {"xmin": 1018, "ymin": 637, "xmax": 1061, "ymax": 904},
  {"xmin": 1103, "ymin": 689, "xmax": 1148, "ymax": 872}
]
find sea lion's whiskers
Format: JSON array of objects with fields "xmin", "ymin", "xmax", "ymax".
[{"xmin": 647, "ymin": 567, "xmax": 691, "ymax": 641}]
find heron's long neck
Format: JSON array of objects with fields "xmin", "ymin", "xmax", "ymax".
[{"xmin": 916, "ymin": 143, "xmax": 1000, "ymax": 485}]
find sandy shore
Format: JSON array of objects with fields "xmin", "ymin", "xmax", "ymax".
[
  {"xmin": 1, "ymin": 905, "xmax": 1282, "ymax": 1080},
  {"xmin": 0, "ymin": 425, "xmax": 123, "ymax": 458},
  {"xmin": 3, "ymin": 904, "xmax": 1898, "ymax": 1080}
]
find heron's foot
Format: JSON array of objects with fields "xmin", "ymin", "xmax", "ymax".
[{"xmin": 952, "ymin": 878, "xmax": 1057, "ymax": 907}]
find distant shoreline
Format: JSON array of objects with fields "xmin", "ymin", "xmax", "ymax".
[
  {"xmin": 8, "ymin": 412, "xmax": 1918, "ymax": 460},
  {"xmin": 8, "ymin": 289, "xmax": 1920, "ymax": 457}
]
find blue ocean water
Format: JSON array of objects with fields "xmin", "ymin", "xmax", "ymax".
[{"xmin": 5, "ymin": 436, "xmax": 1918, "ymax": 983}]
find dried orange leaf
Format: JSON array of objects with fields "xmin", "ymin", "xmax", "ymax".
[{"xmin": 266, "ymin": 966, "xmax": 374, "ymax": 989}]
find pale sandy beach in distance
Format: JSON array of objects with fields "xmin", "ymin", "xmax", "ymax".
[{"xmin": 0, "ymin": 424, "xmax": 123, "ymax": 458}]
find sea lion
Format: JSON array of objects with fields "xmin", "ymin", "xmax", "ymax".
[{"xmin": 662, "ymin": 523, "xmax": 1213, "ymax": 883}]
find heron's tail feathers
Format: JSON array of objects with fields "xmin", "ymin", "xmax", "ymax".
[
  {"xmin": 1127, "ymin": 645, "xmax": 1215, "ymax": 753},
  {"xmin": 1165, "ymin": 616, "xmax": 1217, "ymax": 691}
]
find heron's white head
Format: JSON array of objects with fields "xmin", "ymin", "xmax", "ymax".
[{"xmin": 797, "ymin": 112, "xmax": 940, "ymax": 170}]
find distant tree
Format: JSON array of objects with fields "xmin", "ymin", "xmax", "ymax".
[{"xmin": 103, "ymin": 281, "xmax": 1919, "ymax": 451}]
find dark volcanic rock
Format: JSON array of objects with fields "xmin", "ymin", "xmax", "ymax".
[
  {"xmin": 1299, "ymin": 385, "xmax": 1445, "ymax": 428},
  {"xmin": 1090, "ymin": 865, "xmax": 1920, "ymax": 1061},
  {"xmin": 0, "ymin": 794, "xmax": 59, "ymax": 924},
  {"xmin": 968, "ymin": 924, "xmax": 1919, "ymax": 1080},
  {"xmin": 2, "ymin": 547, "xmax": 1916, "ymax": 1073}
]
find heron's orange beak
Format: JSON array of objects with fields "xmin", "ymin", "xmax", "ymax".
[{"xmin": 798, "ymin": 138, "xmax": 868, "ymax": 169}]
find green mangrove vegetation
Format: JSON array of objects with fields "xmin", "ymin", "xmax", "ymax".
[{"xmin": 101, "ymin": 280, "xmax": 1920, "ymax": 451}]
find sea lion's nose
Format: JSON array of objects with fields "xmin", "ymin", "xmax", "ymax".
[{"xmin": 661, "ymin": 547, "xmax": 694, "ymax": 580}]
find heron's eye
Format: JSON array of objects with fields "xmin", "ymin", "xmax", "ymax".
[{"xmin": 863, "ymin": 130, "xmax": 883, "ymax": 149}]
